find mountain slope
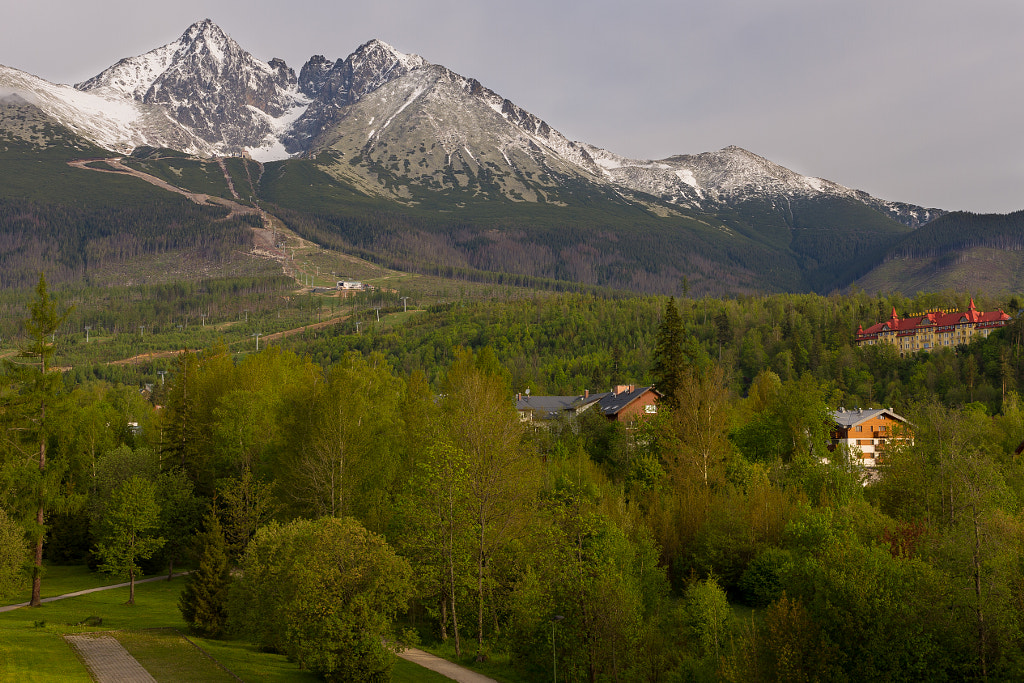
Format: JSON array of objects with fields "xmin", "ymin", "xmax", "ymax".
[
  {"xmin": 76, "ymin": 18, "xmax": 307, "ymax": 159},
  {"xmin": 2, "ymin": 19, "xmax": 988, "ymax": 296},
  {"xmin": 855, "ymin": 211, "xmax": 1024, "ymax": 294},
  {"xmin": 0, "ymin": 65, "xmax": 212, "ymax": 154}
]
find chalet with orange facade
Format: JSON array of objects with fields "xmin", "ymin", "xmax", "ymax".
[
  {"xmin": 829, "ymin": 407, "xmax": 912, "ymax": 467},
  {"xmin": 855, "ymin": 299, "xmax": 1010, "ymax": 356}
]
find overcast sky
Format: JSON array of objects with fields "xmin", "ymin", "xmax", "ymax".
[{"xmin": 3, "ymin": 0, "xmax": 1022, "ymax": 213}]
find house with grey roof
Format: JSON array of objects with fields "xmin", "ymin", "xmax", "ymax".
[
  {"xmin": 829, "ymin": 407, "xmax": 912, "ymax": 467},
  {"xmin": 516, "ymin": 385, "xmax": 660, "ymax": 425}
]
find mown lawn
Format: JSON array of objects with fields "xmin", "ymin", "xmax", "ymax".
[
  {"xmin": 0, "ymin": 569, "xmax": 459, "ymax": 682},
  {"xmin": 6, "ymin": 564, "xmax": 133, "ymax": 603}
]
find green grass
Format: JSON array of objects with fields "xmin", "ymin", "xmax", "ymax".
[
  {"xmin": 114, "ymin": 629, "xmax": 237, "ymax": 682},
  {"xmin": 190, "ymin": 636, "xmax": 322, "ymax": 683},
  {"xmin": 0, "ymin": 569, "xmax": 467, "ymax": 682},
  {"xmin": 7, "ymin": 564, "xmax": 123, "ymax": 603},
  {"xmin": 0, "ymin": 577, "xmax": 188, "ymax": 682},
  {"xmin": 392, "ymin": 656, "xmax": 455, "ymax": 682},
  {"xmin": 0, "ymin": 627, "xmax": 92, "ymax": 682}
]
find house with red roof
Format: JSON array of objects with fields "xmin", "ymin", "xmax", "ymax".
[{"xmin": 855, "ymin": 299, "xmax": 1010, "ymax": 356}]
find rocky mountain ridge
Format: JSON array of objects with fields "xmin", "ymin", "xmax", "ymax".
[{"xmin": 0, "ymin": 19, "xmax": 941, "ymax": 225}]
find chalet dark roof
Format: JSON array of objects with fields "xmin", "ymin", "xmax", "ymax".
[
  {"xmin": 598, "ymin": 385, "xmax": 656, "ymax": 416},
  {"xmin": 516, "ymin": 393, "xmax": 608, "ymax": 420}
]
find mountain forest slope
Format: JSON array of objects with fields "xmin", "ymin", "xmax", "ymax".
[{"xmin": 1, "ymin": 20, "xmax": 1019, "ymax": 295}]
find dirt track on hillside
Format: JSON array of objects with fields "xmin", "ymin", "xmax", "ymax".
[
  {"xmin": 105, "ymin": 314, "xmax": 352, "ymax": 366},
  {"xmin": 67, "ymin": 157, "xmax": 257, "ymax": 219}
]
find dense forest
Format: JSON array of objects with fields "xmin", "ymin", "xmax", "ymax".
[
  {"xmin": 4, "ymin": 281, "xmax": 1024, "ymax": 681},
  {"xmin": 286, "ymin": 288, "xmax": 1024, "ymax": 417}
]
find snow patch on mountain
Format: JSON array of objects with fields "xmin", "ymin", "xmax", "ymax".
[
  {"xmin": 0, "ymin": 64, "xmax": 212, "ymax": 154},
  {"xmin": 76, "ymin": 19, "xmax": 304, "ymax": 155},
  {"xmin": 1, "ymin": 19, "xmax": 943, "ymax": 225}
]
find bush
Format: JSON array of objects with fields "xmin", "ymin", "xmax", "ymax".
[
  {"xmin": 738, "ymin": 547, "xmax": 793, "ymax": 607},
  {"xmin": 230, "ymin": 517, "xmax": 413, "ymax": 682}
]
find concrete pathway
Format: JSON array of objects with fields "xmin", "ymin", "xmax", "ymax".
[
  {"xmin": 65, "ymin": 634, "xmax": 157, "ymax": 683},
  {"xmin": 0, "ymin": 573, "xmax": 188, "ymax": 613},
  {"xmin": 397, "ymin": 648, "xmax": 498, "ymax": 683}
]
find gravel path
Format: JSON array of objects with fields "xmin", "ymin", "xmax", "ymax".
[
  {"xmin": 0, "ymin": 573, "xmax": 188, "ymax": 613},
  {"xmin": 65, "ymin": 634, "xmax": 157, "ymax": 683},
  {"xmin": 396, "ymin": 648, "xmax": 498, "ymax": 683}
]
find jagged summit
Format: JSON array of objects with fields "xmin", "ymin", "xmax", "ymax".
[
  {"xmin": 2, "ymin": 20, "xmax": 940, "ymax": 223},
  {"xmin": 75, "ymin": 18, "xmax": 303, "ymax": 156}
]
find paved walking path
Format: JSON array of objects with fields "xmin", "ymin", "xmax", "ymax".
[
  {"xmin": 0, "ymin": 573, "xmax": 188, "ymax": 613},
  {"xmin": 397, "ymin": 648, "xmax": 498, "ymax": 683},
  {"xmin": 65, "ymin": 634, "xmax": 157, "ymax": 683}
]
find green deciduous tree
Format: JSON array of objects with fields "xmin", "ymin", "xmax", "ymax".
[
  {"xmin": 230, "ymin": 516, "xmax": 413, "ymax": 682},
  {"xmin": 278, "ymin": 352, "xmax": 405, "ymax": 530},
  {"xmin": 683, "ymin": 575, "xmax": 732, "ymax": 660},
  {"xmin": 94, "ymin": 475, "xmax": 165, "ymax": 605},
  {"xmin": 664, "ymin": 363, "xmax": 732, "ymax": 488},
  {"xmin": 399, "ymin": 433, "xmax": 473, "ymax": 655},
  {"xmin": 443, "ymin": 348, "xmax": 539, "ymax": 658}
]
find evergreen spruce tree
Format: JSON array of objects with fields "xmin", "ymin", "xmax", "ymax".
[
  {"xmin": 652, "ymin": 297, "xmax": 707, "ymax": 410},
  {"xmin": 652, "ymin": 297, "xmax": 686, "ymax": 409},
  {"xmin": 179, "ymin": 510, "xmax": 231, "ymax": 637}
]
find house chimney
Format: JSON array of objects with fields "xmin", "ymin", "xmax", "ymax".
[{"xmin": 584, "ymin": 389, "xmax": 589, "ymax": 399}]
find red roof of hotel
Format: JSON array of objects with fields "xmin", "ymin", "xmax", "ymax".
[{"xmin": 857, "ymin": 299, "xmax": 1010, "ymax": 337}]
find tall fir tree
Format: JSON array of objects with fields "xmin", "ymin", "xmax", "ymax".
[
  {"xmin": 651, "ymin": 296, "xmax": 684, "ymax": 409},
  {"xmin": 179, "ymin": 510, "xmax": 231, "ymax": 637}
]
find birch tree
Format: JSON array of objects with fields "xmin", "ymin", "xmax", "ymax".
[{"xmin": 443, "ymin": 348, "xmax": 539, "ymax": 659}]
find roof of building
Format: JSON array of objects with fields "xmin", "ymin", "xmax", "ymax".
[
  {"xmin": 516, "ymin": 385, "xmax": 660, "ymax": 420},
  {"xmin": 516, "ymin": 393, "xmax": 608, "ymax": 420},
  {"xmin": 856, "ymin": 299, "xmax": 1010, "ymax": 339},
  {"xmin": 597, "ymin": 385, "xmax": 657, "ymax": 416},
  {"xmin": 832, "ymin": 407, "xmax": 908, "ymax": 428}
]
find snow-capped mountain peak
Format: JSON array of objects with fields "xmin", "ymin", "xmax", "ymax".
[
  {"xmin": 1, "ymin": 20, "xmax": 940, "ymax": 225},
  {"xmin": 75, "ymin": 19, "xmax": 302, "ymax": 156}
]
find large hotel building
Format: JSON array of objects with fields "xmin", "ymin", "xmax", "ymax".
[{"xmin": 855, "ymin": 299, "xmax": 1010, "ymax": 356}]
